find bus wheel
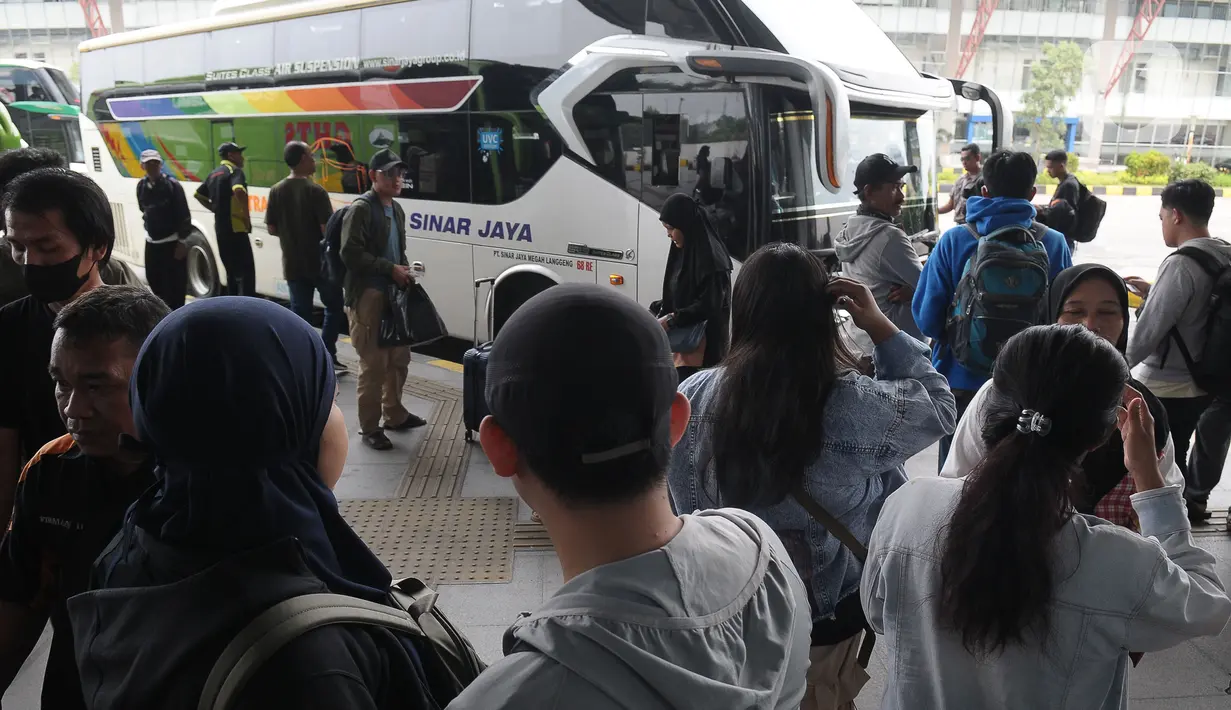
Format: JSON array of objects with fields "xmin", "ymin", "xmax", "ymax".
[{"xmin": 185, "ymin": 232, "xmax": 221, "ymax": 298}]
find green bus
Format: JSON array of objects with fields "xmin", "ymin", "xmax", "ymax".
[{"xmin": 0, "ymin": 60, "xmax": 85, "ymax": 165}]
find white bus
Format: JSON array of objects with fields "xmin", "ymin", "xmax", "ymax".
[{"xmin": 77, "ymin": 0, "xmax": 1007, "ymax": 340}]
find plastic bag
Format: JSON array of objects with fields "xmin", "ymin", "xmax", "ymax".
[
  {"xmin": 378, "ymin": 284, "xmax": 413, "ymax": 347},
  {"xmin": 402, "ymin": 282, "xmax": 447, "ymax": 346},
  {"xmin": 378, "ymin": 283, "xmax": 448, "ymax": 348}
]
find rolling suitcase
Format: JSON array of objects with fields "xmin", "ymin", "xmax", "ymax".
[{"xmin": 463, "ymin": 278, "xmax": 495, "ymax": 442}]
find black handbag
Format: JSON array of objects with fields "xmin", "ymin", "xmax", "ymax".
[{"xmin": 668, "ymin": 321, "xmax": 706, "ymax": 354}]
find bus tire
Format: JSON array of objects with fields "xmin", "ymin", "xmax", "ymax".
[{"xmin": 185, "ymin": 232, "xmax": 221, "ymax": 298}]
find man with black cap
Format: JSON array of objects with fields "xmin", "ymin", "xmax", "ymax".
[
  {"xmin": 834, "ymin": 153, "xmax": 924, "ymax": 344},
  {"xmin": 194, "ymin": 142, "xmax": 254, "ymax": 296},
  {"xmin": 450, "ymin": 283, "xmax": 811, "ymax": 710},
  {"xmin": 340, "ymin": 148, "xmax": 425, "ymax": 451}
]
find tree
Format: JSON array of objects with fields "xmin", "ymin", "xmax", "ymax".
[{"xmin": 1018, "ymin": 41, "xmax": 1085, "ymax": 154}]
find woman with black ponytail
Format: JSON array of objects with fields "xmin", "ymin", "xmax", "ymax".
[{"xmin": 862, "ymin": 324, "xmax": 1231, "ymax": 710}]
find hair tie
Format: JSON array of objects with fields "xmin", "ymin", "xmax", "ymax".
[{"xmin": 1017, "ymin": 409, "xmax": 1052, "ymax": 437}]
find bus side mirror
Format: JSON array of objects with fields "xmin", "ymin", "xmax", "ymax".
[{"xmin": 808, "ymin": 61, "xmax": 850, "ymax": 195}]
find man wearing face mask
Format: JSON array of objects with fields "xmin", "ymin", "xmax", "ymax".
[
  {"xmin": 0, "ymin": 285, "xmax": 168, "ymax": 710},
  {"xmin": 0, "ymin": 148, "xmax": 139, "ymax": 309},
  {"xmin": 0, "ymin": 168, "xmax": 116, "ymax": 531}
]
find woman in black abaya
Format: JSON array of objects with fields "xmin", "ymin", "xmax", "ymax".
[{"xmin": 653, "ymin": 193, "xmax": 733, "ymax": 382}]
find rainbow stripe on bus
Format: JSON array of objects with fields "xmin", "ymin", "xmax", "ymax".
[{"xmin": 105, "ymin": 77, "xmax": 482, "ymax": 120}]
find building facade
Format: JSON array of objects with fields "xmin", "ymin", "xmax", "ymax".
[
  {"xmin": 859, "ymin": 0, "xmax": 1231, "ymax": 166},
  {"xmin": 2, "ymin": 1, "xmax": 212, "ymax": 73},
  {"xmin": 7, "ymin": 0, "xmax": 1228, "ymax": 167}
]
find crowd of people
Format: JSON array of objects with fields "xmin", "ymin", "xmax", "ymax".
[{"xmin": 0, "ymin": 138, "xmax": 1227, "ymax": 710}]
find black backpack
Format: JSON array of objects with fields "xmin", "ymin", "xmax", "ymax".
[
  {"xmin": 321, "ymin": 193, "xmax": 380, "ymax": 284},
  {"xmin": 199, "ymin": 577, "xmax": 485, "ymax": 710},
  {"xmin": 1070, "ymin": 182, "xmax": 1106, "ymax": 244},
  {"xmin": 1167, "ymin": 241, "xmax": 1231, "ymax": 398},
  {"xmin": 946, "ymin": 222, "xmax": 1051, "ymax": 375}
]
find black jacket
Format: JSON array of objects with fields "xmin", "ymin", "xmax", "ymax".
[
  {"xmin": 340, "ymin": 191, "xmax": 406, "ymax": 308},
  {"xmin": 67, "ymin": 536, "xmax": 433, "ymax": 710},
  {"xmin": 136, "ymin": 175, "xmax": 191, "ymax": 240}
]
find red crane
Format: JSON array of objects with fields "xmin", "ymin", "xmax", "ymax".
[
  {"xmin": 1103, "ymin": 0, "xmax": 1165, "ymax": 99},
  {"xmin": 79, "ymin": 0, "xmax": 109, "ymax": 38},
  {"xmin": 955, "ymin": 0, "xmax": 1000, "ymax": 79}
]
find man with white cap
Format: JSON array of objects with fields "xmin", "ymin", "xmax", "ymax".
[{"xmin": 135, "ymin": 149, "xmax": 191, "ymax": 308}]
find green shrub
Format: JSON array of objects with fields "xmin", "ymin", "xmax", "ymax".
[
  {"xmin": 1122, "ymin": 173, "xmax": 1170, "ymax": 186},
  {"xmin": 1124, "ymin": 150, "xmax": 1171, "ymax": 178},
  {"xmin": 1169, "ymin": 160, "xmax": 1219, "ymax": 184},
  {"xmin": 1067, "ymin": 152, "xmax": 1080, "ymax": 172}
]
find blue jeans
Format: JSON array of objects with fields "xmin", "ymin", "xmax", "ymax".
[{"xmin": 288, "ymin": 277, "xmax": 344, "ymax": 357}]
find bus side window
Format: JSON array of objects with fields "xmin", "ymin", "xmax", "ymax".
[
  {"xmin": 397, "ymin": 115, "xmax": 471, "ymax": 203},
  {"xmin": 571, "ymin": 92, "xmax": 644, "ymax": 202},
  {"xmin": 471, "ymin": 112, "xmax": 563, "ymax": 205}
]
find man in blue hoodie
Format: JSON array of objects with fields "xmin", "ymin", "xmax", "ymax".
[
  {"xmin": 451, "ymin": 283, "xmax": 812, "ymax": 710},
  {"xmin": 913, "ymin": 149, "xmax": 1072, "ymax": 470}
]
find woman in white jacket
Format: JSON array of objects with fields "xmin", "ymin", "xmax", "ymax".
[{"xmin": 862, "ymin": 324, "xmax": 1230, "ymax": 710}]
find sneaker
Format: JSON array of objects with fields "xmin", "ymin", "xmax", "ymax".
[
  {"xmin": 362, "ymin": 431, "xmax": 393, "ymax": 450},
  {"xmin": 385, "ymin": 413, "xmax": 427, "ymax": 431},
  {"xmin": 331, "ymin": 356, "xmax": 348, "ymax": 376}
]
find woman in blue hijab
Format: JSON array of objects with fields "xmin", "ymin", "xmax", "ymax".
[{"xmin": 68, "ymin": 297, "xmax": 434, "ymax": 710}]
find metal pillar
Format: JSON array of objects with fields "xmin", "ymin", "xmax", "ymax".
[
  {"xmin": 109, "ymin": 0, "xmax": 125, "ymax": 34},
  {"xmin": 945, "ymin": 0, "xmax": 965, "ymax": 77},
  {"xmin": 1087, "ymin": 0, "xmax": 1120, "ymax": 164}
]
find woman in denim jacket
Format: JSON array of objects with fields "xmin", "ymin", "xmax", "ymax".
[
  {"xmin": 667, "ymin": 243, "xmax": 956, "ymax": 709},
  {"xmin": 862, "ymin": 325, "xmax": 1231, "ymax": 710}
]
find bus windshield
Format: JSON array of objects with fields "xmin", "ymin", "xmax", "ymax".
[
  {"xmin": 768, "ymin": 99, "xmax": 933, "ymax": 218},
  {"xmin": 742, "ymin": 0, "xmax": 920, "ymax": 79},
  {"xmin": 6, "ymin": 102, "xmax": 84, "ymax": 163}
]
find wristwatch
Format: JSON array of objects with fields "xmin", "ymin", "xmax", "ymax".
[{"xmin": 665, "ymin": 314, "xmax": 677, "ymax": 328}]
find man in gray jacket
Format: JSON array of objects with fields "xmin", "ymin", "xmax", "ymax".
[
  {"xmin": 1126, "ymin": 179, "xmax": 1231, "ymax": 527},
  {"xmin": 835, "ymin": 154, "xmax": 925, "ymax": 345},
  {"xmin": 452, "ymin": 283, "xmax": 811, "ymax": 710}
]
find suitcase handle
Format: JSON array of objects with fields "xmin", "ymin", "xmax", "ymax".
[{"xmin": 474, "ymin": 278, "xmax": 496, "ymax": 347}]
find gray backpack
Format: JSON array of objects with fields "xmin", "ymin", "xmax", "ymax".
[{"xmin": 200, "ymin": 579, "xmax": 485, "ymax": 710}]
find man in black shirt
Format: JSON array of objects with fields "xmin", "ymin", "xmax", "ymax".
[
  {"xmin": 0, "ymin": 285, "xmax": 168, "ymax": 710},
  {"xmin": 266, "ymin": 141, "xmax": 346, "ymax": 374},
  {"xmin": 1043, "ymin": 149, "xmax": 1081, "ymax": 249},
  {"xmin": 0, "ymin": 169, "xmax": 116, "ymax": 531},
  {"xmin": 195, "ymin": 142, "xmax": 254, "ymax": 296},
  {"xmin": 136, "ymin": 149, "xmax": 192, "ymax": 309}
]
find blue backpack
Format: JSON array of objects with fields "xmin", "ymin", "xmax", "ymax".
[
  {"xmin": 946, "ymin": 222, "xmax": 1051, "ymax": 376},
  {"xmin": 320, "ymin": 193, "xmax": 380, "ymax": 284}
]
